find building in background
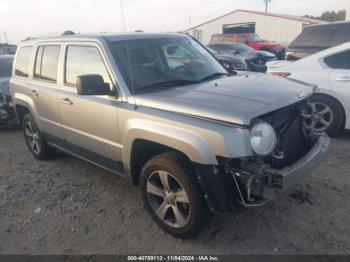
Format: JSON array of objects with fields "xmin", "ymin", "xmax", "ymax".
[
  {"xmin": 347, "ymin": 1, "xmax": 350, "ymax": 20},
  {"xmin": 184, "ymin": 9, "xmax": 323, "ymax": 46}
]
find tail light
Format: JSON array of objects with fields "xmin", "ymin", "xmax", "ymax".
[{"xmin": 271, "ymin": 72, "xmax": 291, "ymax": 78}]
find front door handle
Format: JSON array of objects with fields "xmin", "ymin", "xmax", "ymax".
[
  {"xmin": 336, "ymin": 76, "xmax": 350, "ymax": 82},
  {"xmin": 60, "ymin": 97, "xmax": 74, "ymax": 105},
  {"xmin": 29, "ymin": 90, "xmax": 39, "ymax": 96}
]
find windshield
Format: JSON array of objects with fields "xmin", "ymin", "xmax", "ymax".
[
  {"xmin": 250, "ymin": 34, "xmax": 262, "ymax": 42},
  {"xmin": 109, "ymin": 36, "xmax": 227, "ymax": 94}
]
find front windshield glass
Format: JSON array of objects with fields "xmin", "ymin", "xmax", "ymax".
[
  {"xmin": 251, "ymin": 34, "xmax": 262, "ymax": 42},
  {"xmin": 109, "ymin": 36, "xmax": 227, "ymax": 94}
]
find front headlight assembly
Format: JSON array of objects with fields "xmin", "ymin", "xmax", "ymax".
[{"xmin": 250, "ymin": 121, "xmax": 277, "ymax": 156}]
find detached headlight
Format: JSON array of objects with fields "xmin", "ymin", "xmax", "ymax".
[{"xmin": 250, "ymin": 121, "xmax": 277, "ymax": 156}]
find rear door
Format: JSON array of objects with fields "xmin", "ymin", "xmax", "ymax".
[
  {"xmin": 58, "ymin": 42, "xmax": 123, "ymax": 173},
  {"xmin": 326, "ymin": 49, "xmax": 350, "ymax": 121},
  {"xmin": 29, "ymin": 44, "xmax": 64, "ymax": 140}
]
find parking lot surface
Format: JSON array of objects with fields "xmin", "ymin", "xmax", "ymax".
[{"xmin": 0, "ymin": 128, "xmax": 349, "ymax": 255}]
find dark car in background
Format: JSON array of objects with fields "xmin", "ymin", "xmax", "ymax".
[
  {"xmin": 206, "ymin": 47, "xmax": 247, "ymax": 72},
  {"xmin": 286, "ymin": 21, "xmax": 350, "ymax": 61},
  {"xmin": 208, "ymin": 43, "xmax": 276, "ymax": 73}
]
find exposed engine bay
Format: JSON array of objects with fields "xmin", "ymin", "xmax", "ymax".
[{"xmin": 224, "ymin": 99, "xmax": 329, "ymax": 206}]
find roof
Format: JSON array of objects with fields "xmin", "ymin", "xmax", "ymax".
[
  {"xmin": 20, "ymin": 32, "xmax": 186, "ymax": 44},
  {"xmin": 304, "ymin": 20, "xmax": 350, "ymax": 29},
  {"xmin": 184, "ymin": 9, "xmax": 325, "ymax": 32}
]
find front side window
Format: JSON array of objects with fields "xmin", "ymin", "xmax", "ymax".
[
  {"xmin": 34, "ymin": 45, "xmax": 61, "ymax": 82},
  {"xmin": 65, "ymin": 46, "xmax": 112, "ymax": 88},
  {"xmin": 14, "ymin": 46, "xmax": 33, "ymax": 77},
  {"xmin": 324, "ymin": 50, "xmax": 350, "ymax": 70},
  {"xmin": 109, "ymin": 36, "xmax": 227, "ymax": 94},
  {"xmin": 236, "ymin": 36, "xmax": 247, "ymax": 44}
]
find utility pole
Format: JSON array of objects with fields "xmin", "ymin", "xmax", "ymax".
[
  {"xmin": 263, "ymin": 0, "xmax": 271, "ymax": 13},
  {"xmin": 3, "ymin": 32, "xmax": 8, "ymax": 44}
]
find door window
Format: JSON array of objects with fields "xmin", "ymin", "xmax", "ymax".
[
  {"xmin": 65, "ymin": 46, "xmax": 112, "ymax": 88},
  {"xmin": 236, "ymin": 36, "xmax": 247, "ymax": 44},
  {"xmin": 324, "ymin": 50, "xmax": 350, "ymax": 70},
  {"xmin": 14, "ymin": 46, "xmax": 33, "ymax": 77},
  {"xmin": 34, "ymin": 45, "xmax": 61, "ymax": 82}
]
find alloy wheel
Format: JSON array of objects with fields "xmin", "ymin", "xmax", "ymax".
[
  {"xmin": 24, "ymin": 120, "xmax": 41, "ymax": 154},
  {"xmin": 303, "ymin": 102, "xmax": 334, "ymax": 132},
  {"xmin": 146, "ymin": 170, "xmax": 191, "ymax": 228}
]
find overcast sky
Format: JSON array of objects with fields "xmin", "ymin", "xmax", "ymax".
[{"xmin": 1, "ymin": 0, "xmax": 349, "ymax": 43}]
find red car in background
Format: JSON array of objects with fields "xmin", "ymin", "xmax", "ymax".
[{"xmin": 210, "ymin": 33, "xmax": 286, "ymax": 60}]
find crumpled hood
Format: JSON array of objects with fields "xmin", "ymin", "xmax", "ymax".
[{"xmin": 133, "ymin": 73, "xmax": 314, "ymax": 126}]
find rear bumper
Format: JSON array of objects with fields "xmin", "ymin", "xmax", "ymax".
[{"xmin": 274, "ymin": 133, "xmax": 330, "ymax": 189}]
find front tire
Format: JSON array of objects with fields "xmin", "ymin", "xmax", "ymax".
[
  {"xmin": 22, "ymin": 113, "xmax": 55, "ymax": 160},
  {"xmin": 140, "ymin": 152, "xmax": 212, "ymax": 239}
]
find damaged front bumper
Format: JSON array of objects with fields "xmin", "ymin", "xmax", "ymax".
[
  {"xmin": 274, "ymin": 133, "xmax": 330, "ymax": 189},
  {"xmin": 195, "ymin": 133, "xmax": 330, "ymax": 212},
  {"xmin": 231, "ymin": 133, "xmax": 330, "ymax": 207}
]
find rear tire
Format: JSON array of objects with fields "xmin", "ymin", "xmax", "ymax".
[
  {"xmin": 22, "ymin": 113, "xmax": 56, "ymax": 160},
  {"xmin": 303, "ymin": 94, "xmax": 344, "ymax": 136},
  {"xmin": 140, "ymin": 152, "xmax": 212, "ymax": 239}
]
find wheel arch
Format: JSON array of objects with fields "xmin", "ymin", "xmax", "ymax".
[
  {"xmin": 129, "ymin": 139, "xmax": 194, "ymax": 185},
  {"xmin": 14, "ymin": 104, "xmax": 31, "ymax": 124}
]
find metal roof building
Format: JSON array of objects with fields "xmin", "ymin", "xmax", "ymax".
[{"xmin": 184, "ymin": 9, "xmax": 324, "ymax": 46}]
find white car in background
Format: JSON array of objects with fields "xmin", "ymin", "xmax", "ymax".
[{"xmin": 267, "ymin": 43, "xmax": 350, "ymax": 135}]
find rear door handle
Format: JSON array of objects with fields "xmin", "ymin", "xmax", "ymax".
[
  {"xmin": 60, "ymin": 97, "xmax": 74, "ymax": 105},
  {"xmin": 29, "ymin": 90, "xmax": 39, "ymax": 96},
  {"xmin": 336, "ymin": 76, "xmax": 350, "ymax": 82}
]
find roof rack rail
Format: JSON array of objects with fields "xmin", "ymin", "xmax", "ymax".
[
  {"xmin": 62, "ymin": 30, "xmax": 76, "ymax": 36},
  {"xmin": 21, "ymin": 30, "xmax": 76, "ymax": 41}
]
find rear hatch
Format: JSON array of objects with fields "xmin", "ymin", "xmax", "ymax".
[{"xmin": 287, "ymin": 22, "xmax": 350, "ymax": 61}]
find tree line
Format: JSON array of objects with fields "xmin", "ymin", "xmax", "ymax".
[{"xmin": 303, "ymin": 10, "xmax": 346, "ymax": 22}]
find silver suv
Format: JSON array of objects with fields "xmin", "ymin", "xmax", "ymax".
[{"xmin": 10, "ymin": 32, "xmax": 330, "ymax": 238}]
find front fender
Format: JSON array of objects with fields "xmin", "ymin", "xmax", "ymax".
[{"xmin": 122, "ymin": 118, "xmax": 215, "ymax": 172}]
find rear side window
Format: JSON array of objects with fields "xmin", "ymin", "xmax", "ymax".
[
  {"xmin": 34, "ymin": 45, "xmax": 61, "ymax": 82},
  {"xmin": 65, "ymin": 46, "xmax": 112, "ymax": 87},
  {"xmin": 324, "ymin": 50, "xmax": 350, "ymax": 70},
  {"xmin": 14, "ymin": 46, "xmax": 33, "ymax": 77}
]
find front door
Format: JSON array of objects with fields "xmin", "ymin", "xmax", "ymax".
[{"xmin": 58, "ymin": 43, "xmax": 123, "ymax": 173}]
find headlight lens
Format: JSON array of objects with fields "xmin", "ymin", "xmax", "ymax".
[{"xmin": 250, "ymin": 121, "xmax": 277, "ymax": 155}]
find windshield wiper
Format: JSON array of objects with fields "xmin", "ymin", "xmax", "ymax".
[
  {"xmin": 197, "ymin": 72, "xmax": 231, "ymax": 83},
  {"xmin": 136, "ymin": 79, "xmax": 197, "ymax": 93}
]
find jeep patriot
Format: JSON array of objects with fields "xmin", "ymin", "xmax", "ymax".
[{"xmin": 10, "ymin": 32, "xmax": 330, "ymax": 238}]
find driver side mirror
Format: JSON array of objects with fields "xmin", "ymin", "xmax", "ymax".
[{"xmin": 76, "ymin": 74, "xmax": 110, "ymax": 96}]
